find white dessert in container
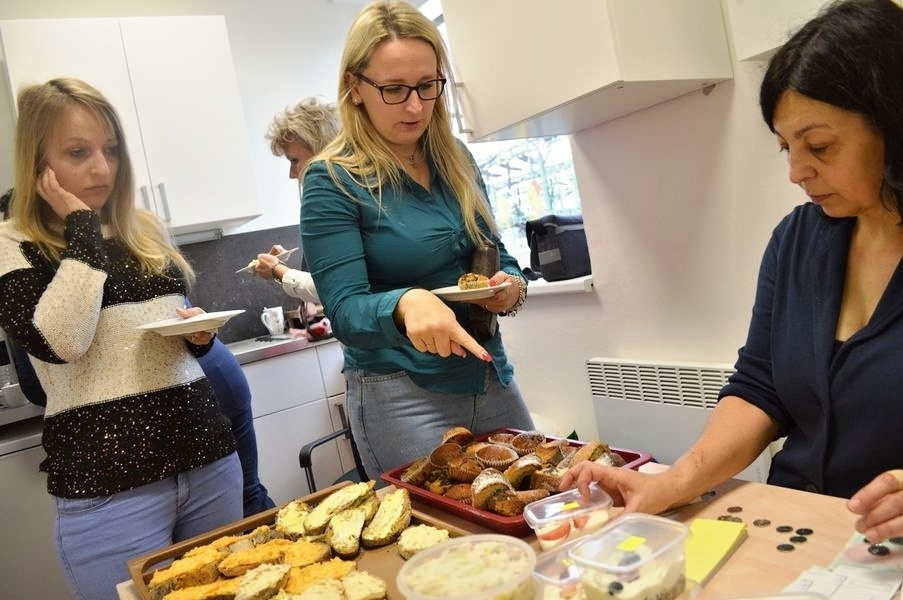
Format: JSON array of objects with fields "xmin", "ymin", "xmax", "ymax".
[
  {"xmin": 533, "ymin": 537, "xmax": 588, "ymax": 600},
  {"xmin": 524, "ymin": 483, "xmax": 614, "ymax": 551},
  {"xmin": 396, "ymin": 533, "xmax": 536, "ymax": 600},
  {"xmin": 568, "ymin": 514, "xmax": 689, "ymax": 600}
]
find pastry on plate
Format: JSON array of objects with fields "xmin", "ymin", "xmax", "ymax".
[{"xmin": 457, "ymin": 272, "xmax": 489, "ymax": 290}]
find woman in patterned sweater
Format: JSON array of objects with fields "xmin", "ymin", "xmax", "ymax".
[{"xmin": 0, "ymin": 78, "xmax": 242, "ymax": 600}]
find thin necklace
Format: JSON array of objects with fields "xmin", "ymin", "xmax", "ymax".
[{"xmin": 407, "ymin": 152, "xmax": 416, "ymax": 166}]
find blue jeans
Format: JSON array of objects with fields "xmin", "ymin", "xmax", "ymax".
[
  {"xmin": 54, "ymin": 453, "xmax": 243, "ymax": 600},
  {"xmin": 345, "ymin": 368, "xmax": 534, "ymax": 480}
]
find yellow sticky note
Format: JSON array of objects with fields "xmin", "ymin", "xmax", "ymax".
[{"xmin": 684, "ymin": 518, "xmax": 748, "ymax": 585}]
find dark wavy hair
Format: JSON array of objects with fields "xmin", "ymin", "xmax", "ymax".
[{"xmin": 759, "ymin": 0, "xmax": 903, "ymax": 216}]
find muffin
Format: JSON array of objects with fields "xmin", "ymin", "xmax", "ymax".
[
  {"xmin": 463, "ymin": 441, "xmax": 491, "ymax": 458},
  {"xmin": 441, "ymin": 426, "xmax": 474, "ymax": 447},
  {"xmin": 471, "ymin": 468, "xmax": 514, "ymax": 509},
  {"xmin": 530, "ymin": 465, "xmax": 568, "ymax": 492},
  {"xmin": 400, "ymin": 456, "xmax": 435, "ymax": 486},
  {"xmin": 443, "ymin": 483, "xmax": 474, "ymax": 503},
  {"xmin": 510, "ymin": 430, "xmax": 546, "ymax": 456},
  {"xmin": 534, "ymin": 439, "xmax": 569, "ymax": 466},
  {"xmin": 594, "ymin": 450, "xmax": 627, "ymax": 468},
  {"xmin": 446, "ymin": 455, "xmax": 483, "ymax": 483},
  {"xmin": 429, "ymin": 443, "xmax": 464, "ymax": 469},
  {"xmin": 503, "ymin": 452, "xmax": 543, "ymax": 488},
  {"xmin": 487, "ymin": 431, "xmax": 516, "ymax": 446},
  {"xmin": 458, "ymin": 272, "xmax": 489, "ymax": 290},
  {"xmin": 475, "ymin": 443, "xmax": 519, "ymax": 470}
]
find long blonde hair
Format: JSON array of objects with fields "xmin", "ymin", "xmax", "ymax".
[
  {"xmin": 319, "ymin": 0, "xmax": 496, "ymax": 243},
  {"xmin": 12, "ymin": 78, "xmax": 194, "ymax": 283}
]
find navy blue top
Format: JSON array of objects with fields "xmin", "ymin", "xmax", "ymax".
[
  {"xmin": 720, "ymin": 202, "xmax": 903, "ymax": 498},
  {"xmin": 195, "ymin": 338, "xmax": 251, "ymax": 417}
]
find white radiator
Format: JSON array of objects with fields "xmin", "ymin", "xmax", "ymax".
[{"xmin": 587, "ymin": 357, "xmax": 772, "ymax": 483}]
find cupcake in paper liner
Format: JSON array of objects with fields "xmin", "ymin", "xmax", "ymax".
[
  {"xmin": 487, "ymin": 431, "xmax": 516, "ymax": 446},
  {"xmin": 400, "ymin": 456, "xmax": 435, "ymax": 485},
  {"xmin": 447, "ymin": 455, "xmax": 483, "ymax": 483},
  {"xmin": 511, "ymin": 430, "xmax": 545, "ymax": 456},
  {"xmin": 475, "ymin": 443, "xmax": 519, "ymax": 470},
  {"xmin": 429, "ymin": 442, "xmax": 464, "ymax": 469}
]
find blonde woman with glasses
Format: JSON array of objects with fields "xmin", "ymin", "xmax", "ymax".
[{"xmin": 300, "ymin": 1, "xmax": 533, "ymax": 480}]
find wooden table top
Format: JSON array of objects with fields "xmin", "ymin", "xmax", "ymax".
[
  {"xmin": 117, "ymin": 479, "xmax": 860, "ymax": 599},
  {"xmin": 408, "ymin": 478, "xmax": 859, "ymax": 598}
]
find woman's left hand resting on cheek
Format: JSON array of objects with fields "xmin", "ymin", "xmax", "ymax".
[
  {"xmin": 847, "ymin": 469, "xmax": 903, "ymax": 543},
  {"xmin": 175, "ymin": 306, "xmax": 216, "ymax": 346}
]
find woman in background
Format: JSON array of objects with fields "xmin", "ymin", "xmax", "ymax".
[
  {"xmin": 253, "ymin": 97, "xmax": 340, "ymax": 303},
  {"xmin": 300, "ymin": 0, "xmax": 533, "ymax": 479},
  {"xmin": 564, "ymin": 0, "xmax": 903, "ymax": 544},
  {"xmin": 0, "ymin": 78, "xmax": 241, "ymax": 599}
]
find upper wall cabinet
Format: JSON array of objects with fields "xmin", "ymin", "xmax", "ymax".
[
  {"xmin": 441, "ymin": 0, "xmax": 733, "ymax": 142},
  {"xmin": 0, "ymin": 16, "xmax": 262, "ymax": 236},
  {"xmin": 723, "ymin": 0, "xmax": 828, "ymax": 62}
]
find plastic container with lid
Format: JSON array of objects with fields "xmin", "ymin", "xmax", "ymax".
[
  {"xmin": 523, "ymin": 483, "xmax": 614, "ymax": 551},
  {"xmin": 396, "ymin": 533, "xmax": 536, "ymax": 600},
  {"xmin": 568, "ymin": 513, "xmax": 690, "ymax": 600},
  {"xmin": 532, "ymin": 537, "xmax": 587, "ymax": 599}
]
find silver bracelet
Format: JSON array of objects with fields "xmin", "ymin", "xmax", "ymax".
[{"xmin": 500, "ymin": 272, "xmax": 527, "ymax": 317}]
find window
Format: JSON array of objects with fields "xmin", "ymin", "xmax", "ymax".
[{"xmin": 422, "ymin": 0, "xmax": 584, "ymax": 270}]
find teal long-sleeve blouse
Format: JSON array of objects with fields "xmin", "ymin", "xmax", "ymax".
[{"xmin": 300, "ymin": 157, "xmax": 522, "ymax": 395}]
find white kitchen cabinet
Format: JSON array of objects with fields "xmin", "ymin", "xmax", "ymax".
[
  {"xmin": 0, "ymin": 444, "xmax": 72, "ymax": 600},
  {"xmin": 0, "ymin": 16, "xmax": 261, "ymax": 236},
  {"xmin": 241, "ymin": 341, "xmax": 347, "ymax": 505},
  {"xmin": 242, "ymin": 348, "xmax": 325, "ymax": 419},
  {"xmin": 253, "ymin": 399, "xmax": 343, "ymax": 506},
  {"xmin": 723, "ymin": 0, "xmax": 829, "ymax": 61},
  {"xmin": 315, "ymin": 342, "xmax": 356, "ymax": 477},
  {"xmin": 441, "ymin": 0, "xmax": 733, "ymax": 142}
]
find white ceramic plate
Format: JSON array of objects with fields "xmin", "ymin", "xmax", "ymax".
[
  {"xmin": 431, "ymin": 280, "xmax": 511, "ymax": 301},
  {"xmin": 235, "ymin": 247, "xmax": 298, "ymax": 274},
  {"xmin": 136, "ymin": 310, "xmax": 245, "ymax": 336}
]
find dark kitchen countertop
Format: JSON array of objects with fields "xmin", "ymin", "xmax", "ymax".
[{"xmin": 226, "ymin": 334, "xmax": 338, "ymax": 366}]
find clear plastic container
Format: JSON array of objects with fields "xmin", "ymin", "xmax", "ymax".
[
  {"xmin": 523, "ymin": 483, "xmax": 614, "ymax": 551},
  {"xmin": 396, "ymin": 533, "xmax": 536, "ymax": 600},
  {"xmin": 568, "ymin": 513, "xmax": 690, "ymax": 600},
  {"xmin": 532, "ymin": 537, "xmax": 588, "ymax": 599}
]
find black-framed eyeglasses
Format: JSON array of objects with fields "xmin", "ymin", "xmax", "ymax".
[{"xmin": 355, "ymin": 73, "xmax": 447, "ymax": 105}]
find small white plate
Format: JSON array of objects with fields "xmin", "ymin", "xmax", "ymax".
[
  {"xmin": 235, "ymin": 247, "xmax": 299, "ymax": 274},
  {"xmin": 137, "ymin": 310, "xmax": 245, "ymax": 336},
  {"xmin": 431, "ymin": 280, "xmax": 511, "ymax": 301}
]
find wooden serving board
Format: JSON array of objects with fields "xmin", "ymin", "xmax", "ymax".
[{"xmin": 127, "ymin": 481, "xmax": 468, "ymax": 600}]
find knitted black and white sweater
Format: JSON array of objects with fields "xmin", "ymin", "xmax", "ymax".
[{"xmin": 0, "ymin": 210, "xmax": 234, "ymax": 498}]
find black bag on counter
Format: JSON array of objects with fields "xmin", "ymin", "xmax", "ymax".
[{"xmin": 525, "ymin": 214, "xmax": 591, "ymax": 281}]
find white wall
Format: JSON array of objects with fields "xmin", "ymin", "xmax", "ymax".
[
  {"xmin": 498, "ymin": 11, "xmax": 808, "ymax": 441},
  {"xmin": 0, "ymin": 0, "xmax": 809, "ymax": 445},
  {"xmin": 0, "ymin": 0, "xmax": 365, "ymax": 233}
]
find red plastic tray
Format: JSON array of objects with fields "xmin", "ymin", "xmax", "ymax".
[{"xmin": 380, "ymin": 428, "xmax": 652, "ymax": 537}]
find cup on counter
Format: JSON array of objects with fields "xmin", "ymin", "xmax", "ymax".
[{"xmin": 260, "ymin": 306, "xmax": 286, "ymax": 336}]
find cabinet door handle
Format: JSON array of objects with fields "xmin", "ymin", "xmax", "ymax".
[
  {"xmin": 139, "ymin": 185, "xmax": 153, "ymax": 211},
  {"xmin": 450, "ymin": 77, "xmax": 473, "ymax": 136},
  {"xmin": 157, "ymin": 183, "xmax": 173, "ymax": 223}
]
